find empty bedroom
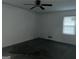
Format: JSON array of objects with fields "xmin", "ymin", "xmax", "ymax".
[{"xmin": 2, "ymin": 0, "xmax": 76, "ymax": 59}]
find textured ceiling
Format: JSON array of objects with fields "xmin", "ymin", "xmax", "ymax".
[{"xmin": 2, "ymin": 0, "xmax": 76, "ymax": 12}]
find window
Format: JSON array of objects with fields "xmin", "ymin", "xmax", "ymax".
[{"xmin": 63, "ymin": 16, "xmax": 76, "ymax": 35}]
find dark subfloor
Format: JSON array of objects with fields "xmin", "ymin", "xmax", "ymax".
[{"xmin": 3, "ymin": 38, "xmax": 76, "ymax": 59}]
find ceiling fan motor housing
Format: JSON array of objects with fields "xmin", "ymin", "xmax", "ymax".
[{"xmin": 36, "ymin": 0, "xmax": 41, "ymax": 6}]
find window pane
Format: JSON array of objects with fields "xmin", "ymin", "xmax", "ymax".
[
  {"xmin": 63, "ymin": 16, "xmax": 76, "ymax": 26},
  {"xmin": 63, "ymin": 26, "xmax": 75, "ymax": 35},
  {"xmin": 63, "ymin": 16, "xmax": 76, "ymax": 35}
]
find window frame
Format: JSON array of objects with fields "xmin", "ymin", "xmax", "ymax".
[{"xmin": 62, "ymin": 16, "xmax": 76, "ymax": 35}]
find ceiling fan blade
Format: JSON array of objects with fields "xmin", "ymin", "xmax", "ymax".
[
  {"xmin": 42, "ymin": 4, "xmax": 53, "ymax": 6},
  {"xmin": 30, "ymin": 6, "xmax": 36, "ymax": 9},
  {"xmin": 24, "ymin": 4, "xmax": 34, "ymax": 5},
  {"xmin": 40, "ymin": 6, "xmax": 45, "ymax": 10}
]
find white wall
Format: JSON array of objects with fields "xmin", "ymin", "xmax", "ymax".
[
  {"xmin": 2, "ymin": 3, "xmax": 76, "ymax": 47},
  {"xmin": 38, "ymin": 10, "xmax": 76, "ymax": 45},
  {"xmin": 2, "ymin": 4, "xmax": 37, "ymax": 47}
]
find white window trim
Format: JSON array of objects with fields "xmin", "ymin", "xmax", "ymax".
[{"xmin": 63, "ymin": 16, "xmax": 76, "ymax": 35}]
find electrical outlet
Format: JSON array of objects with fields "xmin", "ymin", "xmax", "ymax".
[{"xmin": 48, "ymin": 36, "xmax": 53, "ymax": 38}]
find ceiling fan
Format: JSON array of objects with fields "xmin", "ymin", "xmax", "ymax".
[{"xmin": 24, "ymin": 0, "xmax": 53, "ymax": 10}]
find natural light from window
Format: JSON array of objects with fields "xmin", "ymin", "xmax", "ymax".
[{"xmin": 63, "ymin": 16, "xmax": 76, "ymax": 35}]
